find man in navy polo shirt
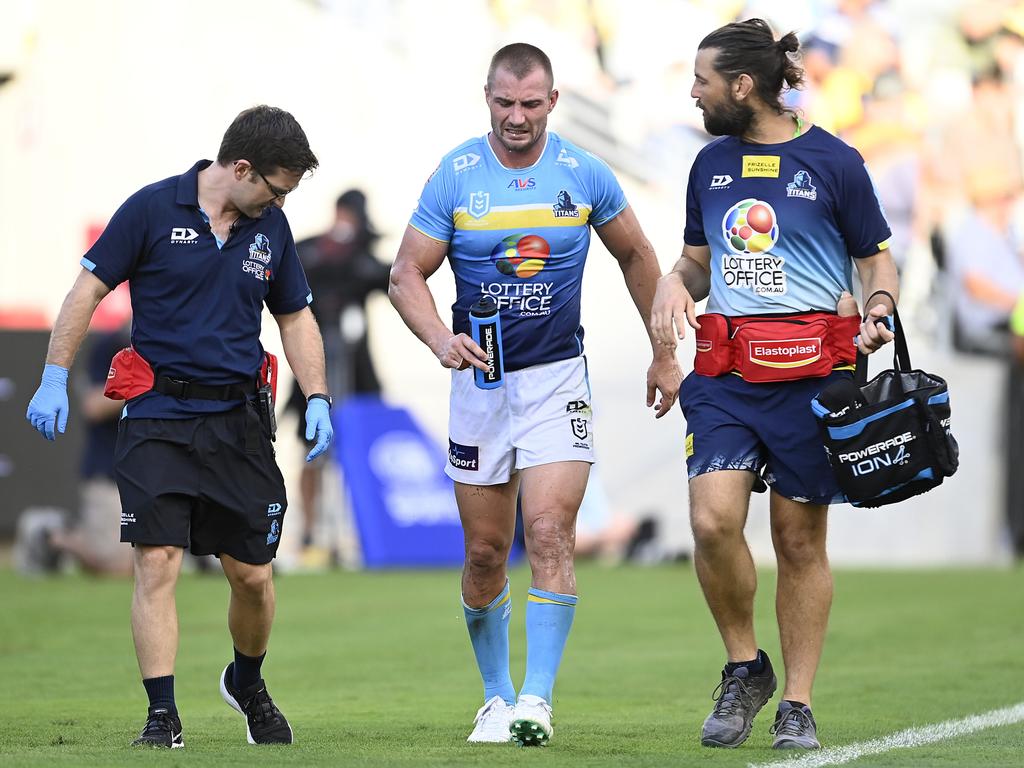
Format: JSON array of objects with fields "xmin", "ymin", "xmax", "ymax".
[{"xmin": 26, "ymin": 105, "xmax": 334, "ymax": 749}]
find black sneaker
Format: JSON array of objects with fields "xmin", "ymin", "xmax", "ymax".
[
  {"xmin": 131, "ymin": 707, "xmax": 184, "ymax": 748},
  {"xmin": 700, "ymin": 651, "xmax": 777, "ymax": 748},
  {"xmin": 219, "ymin": 663, "xmax": 293, "ymax": 744},
  {"xmin": 771, "ymin": 701, "xmax": 821, "ymax": 749}
]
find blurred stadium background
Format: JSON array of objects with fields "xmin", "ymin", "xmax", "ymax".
[
  {"xmin": 1, "ymin": 0, "xmax": 1024, "ymax": 764},
  {"xmin": 3, "ymin": 0, "xmax": 1023, "ymax": 566}
]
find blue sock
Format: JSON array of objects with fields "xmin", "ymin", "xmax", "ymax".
[
  {"xmin": 463, "ymin": 581, "xmax": 516, "ymax": 705},
  {"xmin": 142, "ymin": 675, "xmax": 176, "ymax": 714},
  {"xmin": 520, "ymin": 588, "xmax": 577, "ymax": 703},
  {"xmin": 232, "ymin": 648, "xmax": 266, "ymax": 691}
]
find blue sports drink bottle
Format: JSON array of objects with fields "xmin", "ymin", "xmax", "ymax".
[{"xmin": 469, "ymin": 295, "xmax": 504, "ymax": 389}]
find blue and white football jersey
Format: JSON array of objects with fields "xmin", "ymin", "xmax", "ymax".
[
  {"xmin": 684, "ymin": 125, "xmax": 892, "ymax": 316},
  {"xmin": 411, "ymin": 132, "xmax": 627, "ymax": 371}
]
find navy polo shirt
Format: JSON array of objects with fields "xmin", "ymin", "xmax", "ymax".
[{"xmin": 82, "ymin": 160, "xmax": 312, "ymax": 418}]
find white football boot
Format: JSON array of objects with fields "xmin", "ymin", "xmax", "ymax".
[
  {"xmin": 510, "ymin": 694, "xmax": 553, "ymax": 746},
  {"xmin": 467, "ymin": 695, "xmax": 515, "ymax": 743}
]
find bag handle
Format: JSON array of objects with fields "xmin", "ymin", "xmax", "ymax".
[{"xmin": 854, "ymin": 290, "xmax": 911, "ymax": 385}]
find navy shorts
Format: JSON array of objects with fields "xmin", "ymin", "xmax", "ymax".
[
  {"xmin": 114, "ymin": 403, "xmax": 288, "ymax": 564},
  {"xmin": 680, "ymin": 370, "xmax": 851, "ymax": 504}
]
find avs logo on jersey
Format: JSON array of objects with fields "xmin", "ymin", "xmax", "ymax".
[
  {"xmin": 786, "ymin": 170, "xmax": 817, "ymax": 200},
  {"xmin": 553, "ymin": 190, "xmax": 580, "ymax": 218},
  {"xmin": 508, "ymin": 177, "xmax": 536, "ymax": 190}
]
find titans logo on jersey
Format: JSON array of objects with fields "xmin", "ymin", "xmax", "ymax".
[
  {"xmin": 410, "ymin": 132, "xmax": 627, "ymax": 372},
  {"xmin": 684, "ymin": 126, "xmax": 892, "ymax": 316}
]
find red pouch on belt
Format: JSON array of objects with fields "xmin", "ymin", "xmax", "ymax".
[
  {"xmin": 104, "ymin": 347, "xmax": 155, "ymax": 400},
  {"xmin": 694, "ymin": 313, "xmax": 860, "ymax": 383},
  {"xmin": 259, "ymin": 351, "xmax": 279, "ymax": 403}
]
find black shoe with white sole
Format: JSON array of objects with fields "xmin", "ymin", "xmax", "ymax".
[
  {"xmin": 219, "ymin": 663, "xmax": 293, "ymax": 745},
  {"xmin": 131, "ymin": 707, "xmax": 184, "ymax": 748}
]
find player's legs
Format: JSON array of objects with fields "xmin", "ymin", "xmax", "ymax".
[
  {"xmin": 689, "ymin": 470, "xmax": 759, "ymax": 661},
  {"xmin": 221, "ymin": 555, "xmax": 275, "ymax": 661},
  {"xmin": 131, "ymin": 545, "xmax": 185, "ymax": 678},
  {"xmin": 508, "ymin": 461, "xmax": 587, "ymax": 745},
  {"xmin": 456, "ymin": 478, "xmax": 519, "ymax": 701},
  {"xmin": 769, "ymin": 491, "xmax": 830, "ymax": 708},
  {"xmin": 456, "ymin": 478, "xmax": 520, "ymax": 607}
]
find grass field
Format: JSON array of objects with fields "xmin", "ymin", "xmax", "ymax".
[{"xmin": 0, "ymin": 562, "xmax": 1021, "ymax": 767}]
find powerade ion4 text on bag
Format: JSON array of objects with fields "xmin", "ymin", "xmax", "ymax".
[
  {"xmin": 469, "ymin": 294, "xmax": 504, "ymax": 390},
  {"xmin": 811, "ymin": 300, "xmax": 958, "ymax": 507}
]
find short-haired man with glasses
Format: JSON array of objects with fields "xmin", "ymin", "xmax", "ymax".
[{"xmin": 26, "ymin": 105, "xmax": 333, "ymax": 748}]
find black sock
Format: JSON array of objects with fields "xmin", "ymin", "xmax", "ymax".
[
  {"xmin": 142, "ymin": 675, "xmax": 176, "ymax": 714},
  {"xmin": 784, "ymin": 699, "xmax": 809, "ymax": 710},
  {"xmin": 232, "ymin": 648, "xmax": 266, "ymax": 691},
  {"xmin": 725, "ymin": 649, "xmax": 765, "ymax": 676}
]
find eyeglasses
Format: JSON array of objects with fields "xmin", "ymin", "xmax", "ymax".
[{"xmin": 256, "ymin": 170, "xmax": 295, "ymax": 199}]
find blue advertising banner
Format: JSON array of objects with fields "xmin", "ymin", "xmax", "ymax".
[{"xmin": 332, "ymin": 396, "xmax": 466, "ymax": 568}]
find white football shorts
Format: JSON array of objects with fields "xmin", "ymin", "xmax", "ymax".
[{"xmin": 446, "ymin": 355, "xmax": 595, "ymax": 485}]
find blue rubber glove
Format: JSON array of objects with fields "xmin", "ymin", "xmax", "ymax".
[
  {"xmin": 26, "ymin": 364, "xmax": 70, "ymax": 441},
  {"xmin": 304, "ymin": 397, "xmax": 333, "ymax": 462}
]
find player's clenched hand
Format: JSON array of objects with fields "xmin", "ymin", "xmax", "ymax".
[
  {"xmin": 646, "ymin": 354, "xmax": 683, "ymax": 419},
  {"xmin": 651, "ymin": 272, "xmax": 701, "ymax": 348},
  {"xmin": 433, "ymin": 332, "xmax": 489, "ymax": 372},
  {"xmin": 856, "ymin": 303, "xmax": 895, "ymax": 355}
]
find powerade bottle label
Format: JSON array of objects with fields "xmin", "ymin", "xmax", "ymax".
[{"xmin": 469, "ymin": 295, "xmax": 504, "ymax": 389}]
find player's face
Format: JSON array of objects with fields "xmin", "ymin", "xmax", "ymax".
[
  {"xmin": 691, "ymin": 48, "xmax": 754, "ymax": 137},
  {"xmin": 232, "ymin": 162, "xmax": 302, "ymax": 218},
  {"xmin": 485, "ymin": 66, "xmax": 557, "ymax": 155}
]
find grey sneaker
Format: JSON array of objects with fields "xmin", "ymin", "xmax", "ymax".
[
  {"xmin": 771, "ymin": 701, "xmax": 820, "ymax": 749},
  {"xmin": 700, "ymin": 652, "xmax": 777, "ymax": 748}
]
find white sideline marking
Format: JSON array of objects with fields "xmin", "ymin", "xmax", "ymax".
[{"xmin": 748, "ymin": 702, "xmax": 1024, "ymax": 768}]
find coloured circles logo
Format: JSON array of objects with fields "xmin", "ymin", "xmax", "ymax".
[
  {"xmin": 491, "ymin": 234, "xmax": 550, "ymax": 278},
  {"xmin": 722, "ymin": 198, "xmax": 779, "ymax": 254}
]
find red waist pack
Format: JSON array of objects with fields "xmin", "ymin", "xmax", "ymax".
[
  {"xmin": 694, "ymin": 312, "xmax": 860, "ymax": 383},
  {"xmin": 104, "ymin": 347, "xmax": 279, "ymax": 401},
  {"xmin": 104, "ymin": 347, "xmax": 155, "ymax": 400}
]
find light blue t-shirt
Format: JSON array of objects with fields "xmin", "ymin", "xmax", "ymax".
[{"xmin": 410, "ymin": 132, "xmax": 627, "ymax": 371}]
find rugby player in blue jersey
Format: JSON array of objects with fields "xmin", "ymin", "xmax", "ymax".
[
  {"xmin": 390, "ymin": 43, "xmax": 682, "ymax": 746},
  {"xmin": 26, "ymin": 106, "xmax": 332, "ymax": 749},
  {"xmin": 651, "ymin": 20, "xmax": 899, "ymax": 751}
]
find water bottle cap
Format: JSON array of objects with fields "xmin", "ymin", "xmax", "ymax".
[{"xmin": 470, "ymin": 294, "xmax": 498, "ymax": 317}]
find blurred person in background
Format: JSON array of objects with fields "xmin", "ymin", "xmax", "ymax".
[
  {"xmin": 389, "ymin": 42, "xmax": 681, "ymax": 746},
  {"xmin": 946, "ymin": 160, "xmax": 1024, "ymax": 356},
  {"xmin": 24, "ymin": 105, "xmax": 332, "ymax": 749},
  {"xmin": 1008, "ymin": 290, "xmax": 1024, "ymax": 557},
  {"xmin": 651, "ymin": 19, "xmax": 898, "ymax": 751},
  {"xmin": 14, "ymin": 322, "xmax": 133, "ymax": 577},
  {"xmin": 284, "ymin": 189, "xmax": 390, "ymax": 561}
]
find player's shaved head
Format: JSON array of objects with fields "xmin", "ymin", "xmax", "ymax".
[{"xmin": 487, "ymin": 43, "xmax": 554, "ymax": 92}]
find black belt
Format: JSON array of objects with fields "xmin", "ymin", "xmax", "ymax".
[{"xmin": 154, "ymin": 375, "xmax": 257, "ymax": 401}]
